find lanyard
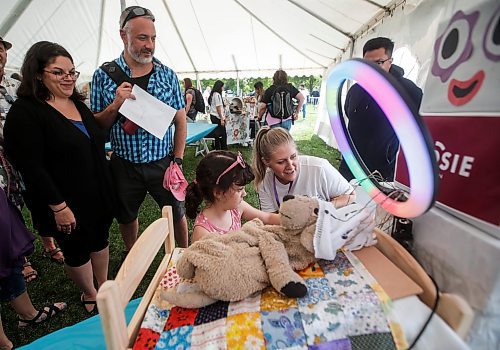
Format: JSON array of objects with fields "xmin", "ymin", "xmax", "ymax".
[{"xmin": 273, "ymin": 175, "xmax": 293, "ymax": 208}]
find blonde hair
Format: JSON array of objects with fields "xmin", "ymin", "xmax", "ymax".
[{"xmin": 252, "ymin": 126, "xmax": 296, "ymax": 190}]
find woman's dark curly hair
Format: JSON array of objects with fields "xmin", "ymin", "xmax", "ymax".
[
  {"xmin": 185, "ymin": 150, "xmax": 254, "ymax": 219},
  {"xmin": 17, "ymin": 41, "xmax": 85, "ymax": 102}
]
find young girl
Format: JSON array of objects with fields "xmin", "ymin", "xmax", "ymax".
[
  {"xmin": 185, "ymin": 150, "xmax": 280, "ymax": 243},
  {"xmin": 252, "ymin": 126, "xmax": 355, "ymax": 213}
]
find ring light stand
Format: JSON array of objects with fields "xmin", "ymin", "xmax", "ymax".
[{"xmin": 326, "ymin": 58, "xmax": 438, "ymax": 218}]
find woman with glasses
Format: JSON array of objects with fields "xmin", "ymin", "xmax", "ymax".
[{"xmin": 3, "ymin": 41, "xmax": 115, "ymax": 315}]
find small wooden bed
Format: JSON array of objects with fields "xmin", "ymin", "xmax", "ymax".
[
  {"xmin": 97, "ymin": 208, "xmax": 473, "ymax": 349},
  {"xmin": 97, "ymin": 206, "xmax": 176, "ymax": 349}
]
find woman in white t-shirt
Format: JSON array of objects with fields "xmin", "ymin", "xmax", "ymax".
[
  {"xmin": 208, "ymin": 80, "xmax": 228, "ymax": 150},
  {"xmin": 252, "ymin": 126, "xmax": 355, "ymax": 212}
]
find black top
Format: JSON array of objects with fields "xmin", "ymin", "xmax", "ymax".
[
  {"xmin": 260, "ymin": 83, "xmax": 300, "ymax": 104},
  {"xmin": 339, "ymin": 64, "xmax": 423, "ymax": 181},
  {"xmin": 4, "ymin": 97, "xmax": 114, "ymax": 234}
]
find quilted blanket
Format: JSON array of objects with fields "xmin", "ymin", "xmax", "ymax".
[{"xmin": 133, "ymin": 249, "xmax": 407, "ymax": 350}]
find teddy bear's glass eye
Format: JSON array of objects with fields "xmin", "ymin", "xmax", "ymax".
[{"xmin": 314, "ymin": 208, "xmax": 319, "ymax": 215}]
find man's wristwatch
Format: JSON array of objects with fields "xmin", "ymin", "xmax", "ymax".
[{"xmin": 173, "ymin": 157, "xmax": 183, "ymax": 165}]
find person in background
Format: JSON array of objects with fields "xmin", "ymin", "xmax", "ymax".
[
  {"xmin": 208, "ymin": 80, "xmax": 228, "ymax": 150},
  {"xmin": 4, "ymin": 41, "xmax": 115, "ymax": 314},
  {"xmin": 249, "ymin": 81, "xmax": 265, "ymax": 138},
  {"xmin": 339, "ymin": 37, "xmax": 423, "ymax": 182},
  {"xmin": 1, "ymin": 188, "xmax": 66, "ymax": 350},
  {"xmin": 183, "ymin": 77, "xmax": 197, "ymax": 123},
  {"xmin": 9, "ymin": 73, "xmax": 21, "ymax": 82},
  {"xmin": 0, "ymin": 35, "xmax": 19, "ymax": 136},
  {"xmin": 258, "ymin": 69, "xmax": 304, "ymax": 131},
  {"xmin": 311, "ymin": 87, "xmax": 320, "ymax": 109},
  {"xmin": 299, "ymin": 84, "xmax": 309, "ymax": 119},
  {"xmin": 79, "ymin": 81, "xmax": 91, "ymax": 108},
  {"xmin": 90, "ymin": 6, "xmax": 189, "ymax": 252},
  {"xmin": 253, "ymin": 81, "xmax": 265, "ymax": 119},
  {"xmin": 185, "ymin": 150, "xmax": 280, "ymax": 243},
  {"xmin": 0, "ymin": 36, "xmax": 45, "ymax": 283},
  {"xmin": 253, "ymin": 126, "xmax": 355, "ymax": 213}
]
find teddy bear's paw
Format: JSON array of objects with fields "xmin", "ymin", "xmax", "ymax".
[
  {"xmin": 281, "ymin": 281, "xmax": 307, "ymax": 298},
  {"xmin": 160, "ymin": 284, "xmax": 218, "ymax": 309}
]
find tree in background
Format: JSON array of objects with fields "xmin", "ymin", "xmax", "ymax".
[{"xmin": 181, "ymin": 75, "xmax": 322, "ymax": 97}]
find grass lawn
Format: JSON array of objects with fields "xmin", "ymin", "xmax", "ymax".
[{"xmin": 2, "ymin": 105, "xmax": 341, "ymax": 347}]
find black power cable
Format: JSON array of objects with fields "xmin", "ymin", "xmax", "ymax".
[{"xmin": 407, "ymin": 274, "xmax": 440, "ymax": 350}]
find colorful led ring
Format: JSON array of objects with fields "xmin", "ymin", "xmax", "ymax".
[{"xmin": 326, "ymin": 58, "xmax": 438, "ymax": 218}]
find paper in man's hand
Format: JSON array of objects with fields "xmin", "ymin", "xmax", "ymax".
[{"xmin": 118, "ymin": 85, "xmax": 176, "ymax": 139}]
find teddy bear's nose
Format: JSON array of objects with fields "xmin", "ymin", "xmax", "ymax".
[{"xmin": 283, "ymin": 195, "xmax": 295, "ymax": 202}]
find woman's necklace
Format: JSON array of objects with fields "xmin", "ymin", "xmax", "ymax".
[{"xmin": 273, "ymin": 174, "xmax": 293, "ymax": 207}]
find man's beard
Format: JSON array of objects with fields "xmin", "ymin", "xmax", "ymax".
[{"xmin": 127, "ymin": 44, "xmax": 154, "ymax": 64}]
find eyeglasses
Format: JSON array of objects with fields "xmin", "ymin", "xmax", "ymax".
[
  {"xmin": 374, "ymin": 57, "xmax": 392, "ymax": 66},
  {"xmin": 0, "ymin": 86, "xmax": 14, "ymax": 104},
  {"xmin": 120, "ymin": 6, "xmax": 155, "ymax": 29},
  {"xmin": 216, "ymin": 152, "xmax": 246, "ymax": 185},
  {"xmin": 43, "ymin": 70, "xmax": 80, "ymax": 80}
]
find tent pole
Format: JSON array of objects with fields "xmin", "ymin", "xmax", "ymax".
[
  {"xmin": 161, "ymin": 0, "xmax": 198, "ymax": 73},
  {"xmin": 287, "ymin": 0, "xmax": 353, "ymax": 40},
  {"xmin": 95, "ymin": 0, "xmax": 106, "ymax": 69},
  {"xmin": 0, "ymin": 0, "xmax": 32, "ymax": 37},
  {"xmin": 232, "ymin": 0, "xmax": 325, "ymax": 68},
  {"xmin": 195, "ymin": 73, "xmax": 201, "ymax": 90},
  {"xmin": 232, "ymin": 54, "xmax": 240, "ymax": 96}
]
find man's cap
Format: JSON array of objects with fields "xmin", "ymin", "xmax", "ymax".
[
  {"xmin": 119, "ymin": 6, "xmax": 155, "ymax": 29},
  {"xmin": 0, "ymin": 37, "xmax": 12, "ymax": 50}
]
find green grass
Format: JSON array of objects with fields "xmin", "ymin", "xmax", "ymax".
[{"xmin": 2, "ymin": 105, "xmax": 340, "ymax": 347}]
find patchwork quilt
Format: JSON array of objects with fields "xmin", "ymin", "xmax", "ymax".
[{"xmin": 133, "ymin": 249, "xmax": 407, "ymax": 350}]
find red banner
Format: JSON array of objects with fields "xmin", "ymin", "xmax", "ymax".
[{"xmin": 395, "ymin": 116, "xmax": 500, "ymax": 227}]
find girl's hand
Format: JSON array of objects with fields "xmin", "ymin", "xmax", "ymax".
[
  {"xmin": 54, "ymin": 207, "xmax": 77, "ymax": 234},
  {"xmin": 221, "ymin": 117, "xmax": 226, "ymax": 126}
]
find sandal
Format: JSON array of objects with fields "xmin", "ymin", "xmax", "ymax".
[
  {"xmin": 18, "ymin": 302, "xmax": 67, "ymax": 328},
  {"xmin": 81, "ymin": 294, "xmax": 98, "ymax": 315},
  {"xmin": 43, "ymin": 247, "xmax": 65, "ymax": 265},
  {"xmin": 22, "ymin": 261, "xmax": 38, "ymax": 283}
]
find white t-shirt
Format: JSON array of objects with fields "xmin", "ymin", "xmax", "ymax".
[
  {"xmin": 258, "ymin": 155, "xmax": 353, "ymax": 212},
  {"xmin": 209, "ymin": 92, "xmax": 223, "ymax": 118}
]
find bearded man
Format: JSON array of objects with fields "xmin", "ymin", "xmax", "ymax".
[{"xmin": 90, "ymin": 6, "xmax": 188, "ymax": 256}]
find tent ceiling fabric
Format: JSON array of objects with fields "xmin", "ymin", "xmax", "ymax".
[{"xmin": 0, "ymin": 0, "xmax": 398, "ymax": 80}]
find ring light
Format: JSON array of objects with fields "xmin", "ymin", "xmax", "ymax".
[{"xmin": 326, "ymin": 58, "xmax": 438, "ymax": 218}]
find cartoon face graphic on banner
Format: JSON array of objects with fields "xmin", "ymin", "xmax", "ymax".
[{"xmin": 421, "ymin": 2, "xmax": 500, "ymax": 114}]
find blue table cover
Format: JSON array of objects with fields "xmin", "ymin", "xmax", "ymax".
[
  {"xmin": 19, "ymin": 298, "xmax": 141, "ymax": 350},
  {"xmin": 105, "ymin": 123, "xmax": 217, "ymax": 151}
]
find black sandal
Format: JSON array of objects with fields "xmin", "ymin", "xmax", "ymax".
[
  {"xmin": 43, "ymin": 247, "xmax": 65, "ymax": 265},
  {"xmin": 18, "ymin": 302, "xmax": 67, "ymax": 328},
  {"xmin": 22, "ymin": 261, "xmax": 39, "ymax": 283},
  {"xmin": 81, "ymin": 294, "xmax": 98, "ymax": 315}
]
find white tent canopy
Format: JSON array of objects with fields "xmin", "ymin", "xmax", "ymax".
[{"xmin": 0, "ymin": 0, "xmax": 404, "ymax": 80}]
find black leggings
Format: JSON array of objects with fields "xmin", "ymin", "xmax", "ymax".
[{"xmin": 209, "ymin": 115, "xmax": 228, "ymax": 150}]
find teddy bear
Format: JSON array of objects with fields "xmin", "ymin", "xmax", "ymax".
[{"xmin": 161, "ymin": 195, "xmax": 375, "ymax": 308}]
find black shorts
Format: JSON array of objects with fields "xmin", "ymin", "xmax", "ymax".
[
  {"xmin": 54, "ymin": 218, "xmax": 111, "ymax": 267},
  {"xmin": 109, "ymin": 154, "xmax": 185, "ymax": 224}
]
